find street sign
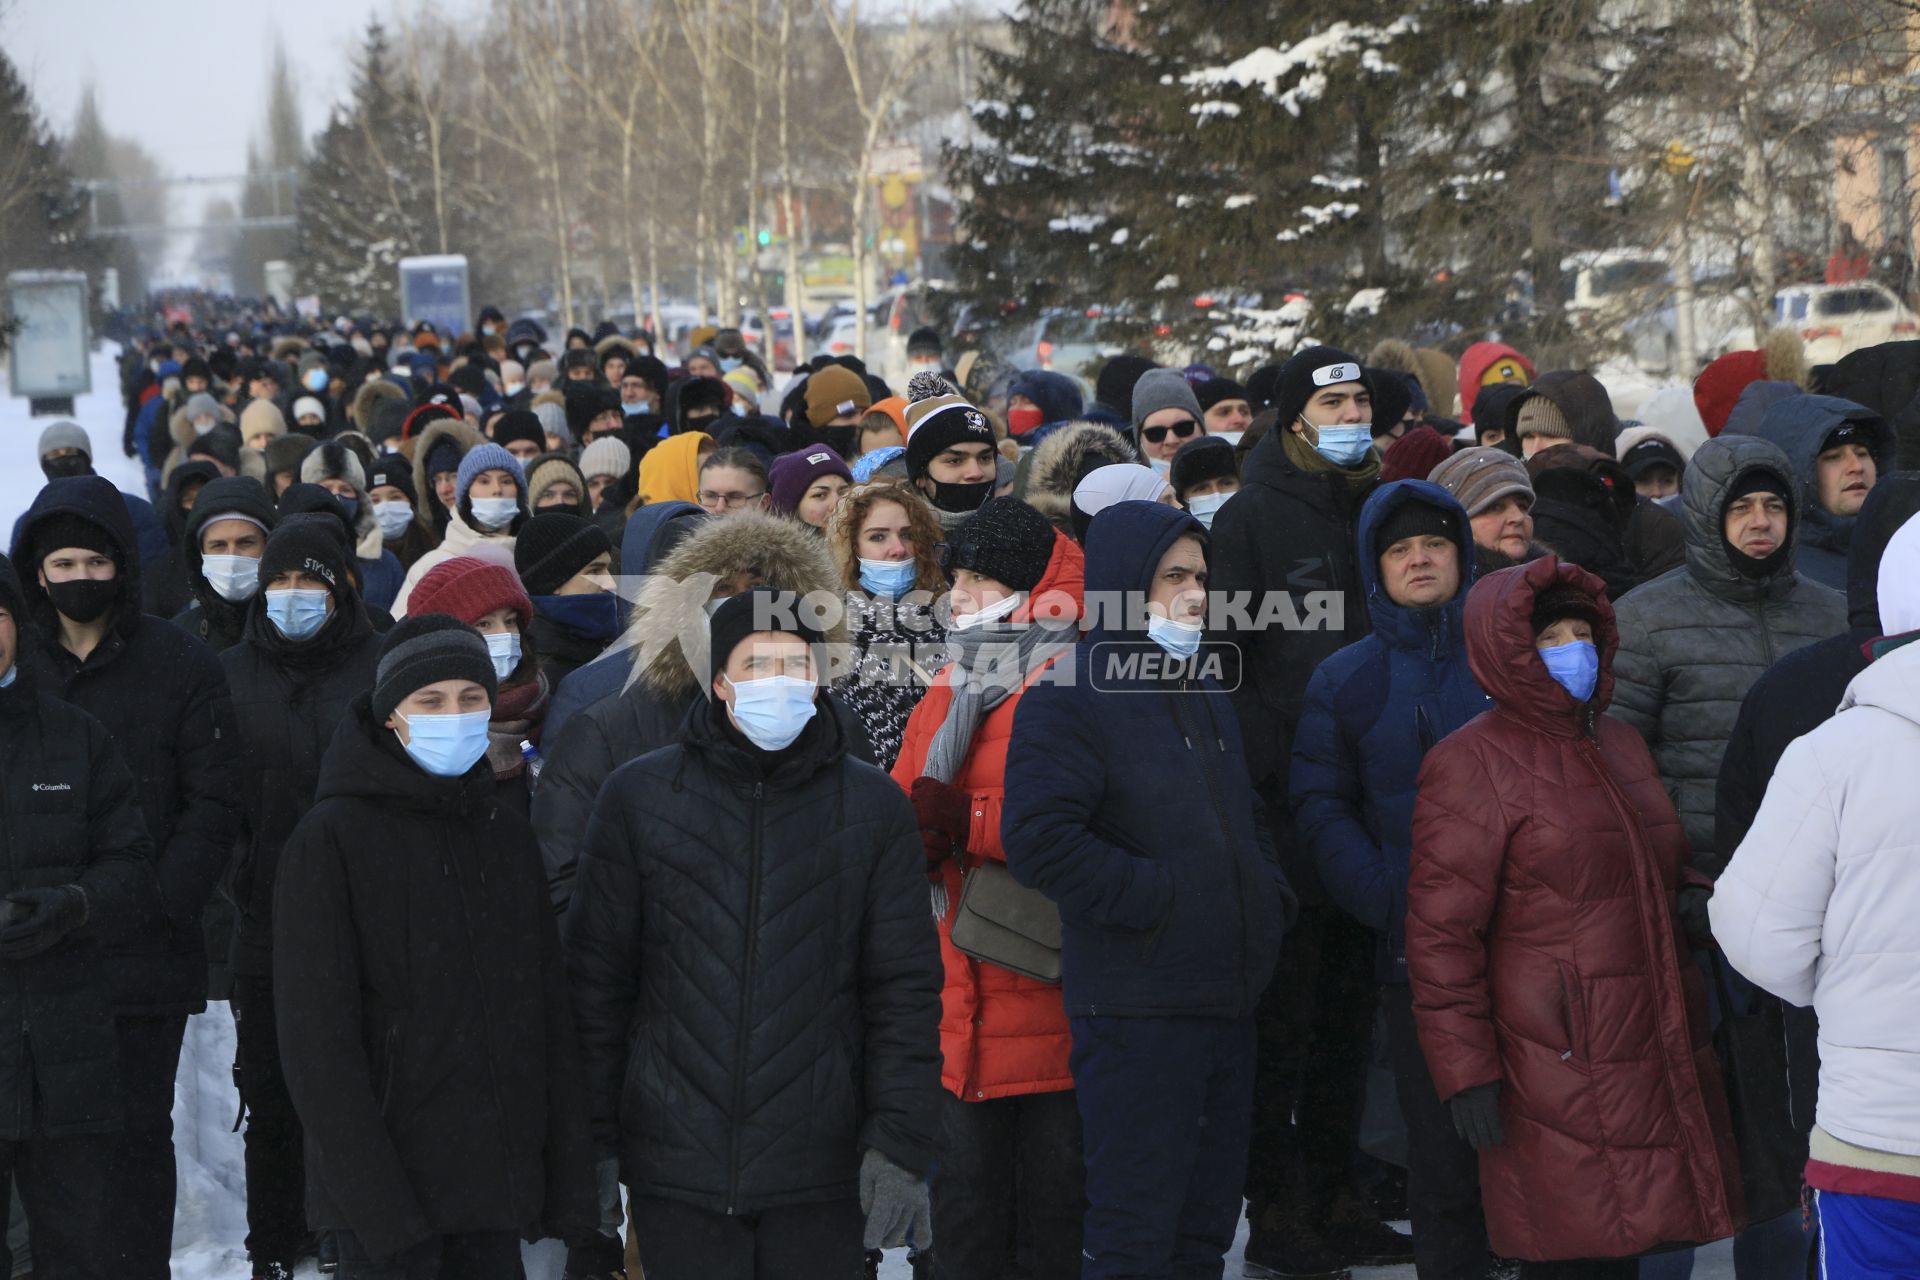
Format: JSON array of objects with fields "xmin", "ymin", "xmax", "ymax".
[
  {"xmin": 399, "ymin": 255, "xmax": 471, "ymax": 338},
  {"xmin": 6, "ymin": 271, "xmax": 91, "ymax": 401}
]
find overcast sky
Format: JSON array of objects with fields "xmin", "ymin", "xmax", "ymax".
[{"xmin": 5, "ymin": 0, "xmax": 481, "ymax": 225}]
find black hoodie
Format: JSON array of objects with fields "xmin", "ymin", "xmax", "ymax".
[
  {"xmin": 170, "ymin": 475, "xmax": 278, "ymax": 654},
  {"xmin": 9, "ymin": 476, "xmax": 241, "ymax": 1015}
]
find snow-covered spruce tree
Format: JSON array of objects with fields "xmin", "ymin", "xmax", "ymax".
[{"xmin": 0, "ymin": 48, "xmax": 102, "ymax": 296}]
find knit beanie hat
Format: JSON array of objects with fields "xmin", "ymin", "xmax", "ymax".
[
  {"xmin": 532, "ymin": 401, "xmax": 571, "ymax": 450},
  {"xmin": 1529, "ymin": 581, "xmax": 1605, "ymax": 637},
  {"xmin": 410, "ymin": 556, "xmax": 533, "ymax": 629},
  {"xmin": 579, "ymin": 436, "xmax": 632, "ymax": 482},
  {"xmin": 490, "ymin": 409, "xmax": 545, "ymax": 454},
  {"xmin": 676, "ymin": 377, "xmax": 731, "ymax": 429},
  {"xmin": 181, "ymin": 355, "xmax": 211, "ymax": 384},
  {"xmin": 1129, "ymin": 368, "xmax": 1205, "ymax": 437},
  {"xmin": 239, "ymin": 398, "xmax": 286, "ymax": 443},
  {"xmin": 291, "ymin": 396, "xmax": 326, "ymax": 424},
  {"xmin": 1245, "ymin": 363, "xmax": 1283, "ymax": 411},
  {"xmin": 455, "ymin": 443, "xmax": 526, "ymax": 504},
  {"xmin": 768, "ymin": 446, "xmax": 854, "ymax": 515},
  {"xmin": 514, "ymin": 513, "xmax": 612, "ymax": 596},
  {"xmin": 526, "ymin": 358, "xmax": 559, "ymax": 387},
  {"xmin": 1095, "ymin": 354, "xmax": 1159, "ymax": 420},
  {"xmin": 944, "ymin": 497, "xmax": 1054, "ymax": 593},
  {"xmin": 258, "ymin": 513, "xmax": 350, "ymax": 598},
  {"xmin": 564, "ymin": 380, "xmax": 618, "ymax": 435},
  {"xmin": 902, "ymin": 373, "xmax": 995, "ymax": 480},
  {"xmin": 28, "ymin": 512, "xmax": 117, "ymax": 565},
  {"xmin": 36, "ymin": 421, "xmax": 91, "ymax": 460},
  {"xmin": 1693, "ymin": 349, "xmax": 1769, "ymax": 437},
  {"xmin": 372, "ymin": 614, "xmax": 498, "ymax": 726},
  {"xmin": 1169, "ymin": 436, "xmax": 1238, "ymax": 499},
  {"xmin": 804, "ymin": 364, "xmax": 872, "ymax": 425},
  {"xmin": 1375, "ymin": 498, "xmax": 1459, "ymax": 557},
  {"xmin": 1367, "ymin": 367, "xmax": 1414, "ymax": 439},
  {"xmin": 365, "ymin": 457, "xmax": 417, "ymax": 504},
  {"xmin": 299, "ymin": 441, "xmax": 365, "ymax": 491},
  {"xmin": 367, "ymin": 397, "xmax": 413, "ymax": 448},
  {"xmin": 1379, "ymin": 424, "xmax": 1455, "ymax": 484},
  {"xmin": 424, "ymin": 436, "xmax": 464, "ymax": 481},
  {"xmin": 1272, "ymin": 346, "xmax": 1370, "ymax": 430},
  {"xmin": 907, "ymin": 327, "xmax": 942, "ymax": 358},
  {"xmin": 707, "ymin": 586, "xmax": 823, "ymax": 684},
  {"xmin": 1512, "ymin": 393, "xmax": 1573, "ymax": 445},
  {"xmin": 264, "ymin": 433, "xmax": 316, "ymax": 478},
  {"xmin": 1725, "ymin": 466, "xmax": 1792, "ymax": 510},
  {"xmin": 1428, "ymin": 447, "xmax": 1534, "ymax": 516},
  {"xmin": 185, "ymin": 392, "xmax": 224, "ymax": 423},
  {"xmin": 188, "ymin": 477, "xmax": 275, "ymax": 544},
  {"xmin": 1193, "ymin": 377, "xmax": 1249, "ymax": 414}
]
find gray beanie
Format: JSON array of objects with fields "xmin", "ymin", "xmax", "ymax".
[
  {"xmin": 1129, "ymin": 368, "xmax": 1205, "ymax": 437},
  {"xmin": 532, "ymin": 400, "xmax": 571, "ymax": 448},
  {"xmin": 36, "ymin": 420, "xmax": 91, "ymax": 460},
  {"xmin": 184, "ymin": 392, "xmax": 223, "ymax": 422},
  {"xmin": 1427, "ymin": 446, "xmax": 1534, "ymax": 516}
]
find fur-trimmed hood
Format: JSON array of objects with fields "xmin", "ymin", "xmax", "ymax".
[
  {"xmin": 352, "ymin": 376, "xmax": 408, "ymax": 430},
  {"xmin": 168, "ymin": 397, "xmax": 237, "ymax": 450},
  {"xmin": 1019, "ymin": 419, "xmax": 1141, "ymax": 531},
  {"xmin": 625, "ymin": 508, "xmax": 848, "ymax": 701},
  {"xmin": 408, "ymin": 417, "xmax": 485, "ymax": 514}
]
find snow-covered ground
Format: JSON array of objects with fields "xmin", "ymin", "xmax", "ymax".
[{"xmin": 0, "ymin": 346, "xmax": 1736, "ymax": 1279}]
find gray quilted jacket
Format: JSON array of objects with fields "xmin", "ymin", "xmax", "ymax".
[{"xmin": 1609, "ymin": 435, "xmax": 1846, "ymax": 867}]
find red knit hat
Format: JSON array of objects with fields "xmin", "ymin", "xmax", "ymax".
[
  {"xmin": 1380, "ymin": 424, "xmax": 1456, "ymax": 483},
  {"xmin": 409, "ymin": 555, "xmax": 533, "ymax": 631},
  {"xmin": 1692, "ymin": 349, "xmax": 1767, "ymax": 437}
]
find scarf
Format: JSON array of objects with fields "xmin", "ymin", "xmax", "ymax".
[
  {"xmin": 923, "ymin": 617, "xmax": 1074, "ymax": 786},
  {"xmin": 1282, "ymin": 423, "xmax": 1382, "ymax": 495},
  {"xmin": 486, "ymin": 669, "xmax": 551, "ymax": 779}
]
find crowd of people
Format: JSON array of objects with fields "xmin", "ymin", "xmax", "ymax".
[{"xmin": 0, "ymin": 294, "xmax": 1914, "ymax": 1280}]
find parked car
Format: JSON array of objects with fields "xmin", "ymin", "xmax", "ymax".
[
  {"xmin": 1001, "ymin": 308, "xmax": 1132, "ymax": 380},
  {"xmin": 1621, "ymin": 279, "xmax": 1759, "ymax": 374},
  {"xmin": 1564, "ymin": 250, "xmax": 1672, "ymax": 334},
  {"xmin": 1773, "ymin": 281, "xmax": 1920, "ymax": 364}
]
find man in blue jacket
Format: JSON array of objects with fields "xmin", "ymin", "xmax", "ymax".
[
  {"xmin": 1291, "ymin": 480, "xmax": 1491, "ymax": 1280},
  {"xmin": 1004, "ymin": 500, "xmax": 1295, "ymax": 1279}
]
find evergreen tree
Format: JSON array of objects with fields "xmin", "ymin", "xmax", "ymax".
[
  {"xmin": 235, "ymin": 42, "xmax": 304, "ymax": 297},
  {"xmin": 65, "ymin": 84, "xmax": 153, "ymax": 301},
  {"xmin": 0, "ymin": 49, "xmax": 101, "ymax": 285}
]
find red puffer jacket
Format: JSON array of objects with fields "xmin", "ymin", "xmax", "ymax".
[
  {"xmin": 1407, "ymin": 557, "xmax": 1743, "ymax": 1262},
  {"xmin": 891, "ymin": 531, "xmax": 1083, "ymax": 1103}
]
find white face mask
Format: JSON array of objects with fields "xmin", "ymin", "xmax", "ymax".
[
  {"xmin": 485, "ymin": 631, "xmax": 521, "ymax": 682},
  {"xmin": 725, "ymin": 674, "xmax": 818, "ymax": 751},
  {"xmin": 371, "ymin": 499, "xmax": 415, "ymax": 540},
  {"xmin": 201, "ymin": 554, "xmax": 261, "ymax": 603},
  {"xmin": 469, "ymin": 496, "xmax": 519, "ymax": 531},
  {"xmin": 1184, "ymin": 491, "xmax": 1232, "ymax": 530},
  {"xmin": 1212, "ymin": 431, "xmax": 1244, "ymax": 448},
  {"xmin": 503, "ymin": 381, "xmax": 524, "ymax": 398},
  {"xmin": 950, "ymin": 590, "xmax": 1023, "ymax": 631},
  {"xmin": 193, "ymin": 417, "xmax": 217, "ymax": 436}
]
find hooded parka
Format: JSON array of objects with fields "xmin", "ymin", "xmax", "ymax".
[
  {"xmin": 1407, "ymin": 556, "xmax": 1744, "ymax": 1262},
  {"xmin": 1750, "ymin": 393, "xmax": 1892, "ymax": 592}
]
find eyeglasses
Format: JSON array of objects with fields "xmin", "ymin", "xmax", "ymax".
[
  {"xmin": 1141, "ymin": 418, "xmax": 1200, "ymax": 445},
  {"xmin": 697, "ymin": 490, "xmax": 766, "ymax": 510}
]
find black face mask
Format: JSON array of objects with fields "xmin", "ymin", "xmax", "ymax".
[
  {"xmin": 816, "ymin": 424, "xmax": 857, "ymax": 457},
  {"xmin": 45, "ymin": 576, "xmax": 118, "ymax": 624},
  {"xmin": 40, "ymin": 456, "xmax": 92, "ymax": 481},
  {"xmin": 927, "ymin": 478, "xmax": 994, "ymax": 515}
]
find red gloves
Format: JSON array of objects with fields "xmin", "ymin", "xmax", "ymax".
[{"xmin": 911, "ymin": 777, "xmax": 972, "ymax": 882}]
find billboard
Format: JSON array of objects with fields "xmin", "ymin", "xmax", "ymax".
[
  {"xmin": 6, "ymin": 271, "xmax": 91, "ymax": 400},
  {"xmin": 399, "ymin": 255, "xmax": 471, "ymax": 339}
]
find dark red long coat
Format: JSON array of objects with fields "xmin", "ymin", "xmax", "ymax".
[{"xmin": 1407, "ymin": 557, "xmax": 1743, "ymax": 1262}]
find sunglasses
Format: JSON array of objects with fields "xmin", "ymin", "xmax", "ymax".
[{"xmin": 1141, "ymin": 418, "xmax": 1200, "ymax": 445}]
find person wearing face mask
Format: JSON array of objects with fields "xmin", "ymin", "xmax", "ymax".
[
  {"xmin": 1005, "ymin": 370, "xmax": 1085, "ymax": 447},
  {"xmin": 405, "ymin": 409, "xmax": 482, "ymax": 542},
  {"xmin": 1406, "ymin": 559, "xmax": 1742, "ymax": 1277},
  {"xmin": 823, "ymin": 482, "xmax": 951, "ymax": 771},
  {"xmin": 160, "ymin": 391, "xmax": 238, "ymax": 496},
  {"xmin": 514, "ymin": 513, "xmax": 619, "ymax": 688},
  {"xmin": 905, "ymin": 327, "xmax": 946, "ymax": 380},
  {"xmin": 10, "ymin": 476, "xmax": 242, "ymax": 1280},
  {"xmin": 0, "ymin": 551, "xmax": 160, "ymax": 1280},
  {"xmin": 1290, "ymin": 482, "xmax": 1486, "ymax": 1279},
  {"xmin": 903, "ymin": 374, "xmax": 1000, "ymax": 532},
  {"xmin": 1170, "ymin": 435, "xmax": 1241, "ymax": 532},
  {"xmin": 1609, "ymin": 435, "xmax": 1845, "ymax": 872},
  {"xmin": 409, "ymin": 558, "xmax": 552, "ymax": 817},
  {"xmin": 1205, "ymin": 345, "xmax": 1386, "ymax": 1275},
  {"xmin": 140, "ymin": 460, "xmax": 222, "ymax": 620},
  {"xmin": 301, "ymin": 443, "xmax": 408, "ymax": 614},
  {"xmin": 1001, "ymin": 499, "xmax": 1294, "ymax": 1280},
  {"xmin": 802, "ymin": 364, "xmax": 875, "ymax": 457},
  {"xmin": 566, "ymin": 588, "xmax": 942, "ymax": 1280},
  {"xmin": 1067, "ymin": 463, "xmax": 1178, "ymax": 545},
  {"xmin": 392, "ymin": 445, "xmax": 529, "ymax": 617},
  {"xmin": 171, "ymin": 476, "xmax": 277, "ymax": 655},
  {"xmin": 1129, "ymin": 368, "xmax": 1206, "ymax": 474},
  {"xmin": 1196, "ymin": 376, "xmax": 1255, "ymax": 443},
  {"xmin": 364, "ymin": 458, "xmax": 434, "ymax": 571},
  {"xmin": 273, "ymin": 614, "xmax": 596, "ymax": 1279},
  {"xmin": 526, "ymin": 453, "xmax": 592, "ymax": 517},
  {"xmin": 770, "ymin": 446, "xmax": 855, "ymax": 532},
  {"xmin": 220, "ymin": 513, "xmax": 383, "ymax": 1280},
  {"xmin": 889, "ymin": 496, "xmax": 1086, "ymax": 1279}
]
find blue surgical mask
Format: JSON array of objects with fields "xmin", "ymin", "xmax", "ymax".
[
  {"xmin": 469, "ymin": 496, "xmax": 519, "ymax": 531},
  {"xmin": 202, "ymin": 554, "xmax": 261, "ymax": 603},
  {"xmin": 485, "ymin": 632, "xmax": 521, "ymax": 682},
  {"xmin": 1148, "ymin": 456, "xmax": 1171, "ymax": 476},
  {"xmin": 622, "ymin": 400, "xmax": 647, "ymax": 416},
  {"xmin": 1146, "ymin": 614, "xmax": 1203, "ymax": 658},
  {"xmin": 371, "ymin": 499, "xmax": 414, "ymax": 539},
  {"xmin": 1185, "ymin": 492, "xmax": 1231, "ymax": 530},
  {"xmin": 264, "ymin": 587, "xmax": 331, "ymax": 641},
  {"xmin": 304, "ymin": 368, "xmax": 329, "ymax": 392},
  {"xmin": 394, "ymin": 709, "xmax": 491, "ymax": 777},
  {"xmin": 858, "ymin": 557, "xmax": 916, "ymax": 598},
  {"xmin": 1539, "ymin": 639, "xmax": 1599, "ymax": 703},
  {"xmin": 1309, "ymin": 421, "xmax": 1374, "ymax": 467},
  {"xmin": 534, "ymin": 591, "xmax": 621, "ymax": 641},
  {"xmin": 725, "ymin": 674, "xmax": 817, "ymax": 751},
  {"xmin": 720, "ymin": 356, "xmax": 743, "ymax": 373}
]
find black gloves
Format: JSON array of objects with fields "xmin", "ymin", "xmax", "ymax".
[
  {"xmin": 1676, "ymin": 884, "xmax": 1715, "ymax": 951},
  {"xmin": 0, "ymin": 886, "xmax": 89, "ymax": 960},
  {"xmin": 1449, "ymin": 1081, "xmax": 1504, "ymax": 1151}
]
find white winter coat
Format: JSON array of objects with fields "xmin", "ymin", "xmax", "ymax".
[{"xmin": 1712, "ymin": 640, "xmax": 1920, "ymax": 1158}]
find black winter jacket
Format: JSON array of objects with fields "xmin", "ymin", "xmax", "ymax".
[
  {"xmin": 11, "ymin": 477, "xmax": 240, "ymax": 1015},
  {"xmin": 1207, "ymin": 430, "xmax": 1376, "ymax": 899},
  {"xmin": 275, "ymin": 701, "xmax": 597, "ymax": 1260},
  {"xmin": 0, "ymin": 555, "xmax": 155, "ymax": 1135},
  {"xmin": 222, "ymin": 592, "xmax": 382, "ymax": 978},
  {"xmin": 167, "ymin": 475, "xmax": 278, "ymax": 657},
  {"xmin": 564, "ymin": 695, "xmax": 941, "ymax": 1215}
]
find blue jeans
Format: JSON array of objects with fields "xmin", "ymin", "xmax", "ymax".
[{"xmin": 1635, "ymin": 1209, "xmax": 1813, "ymax": 1279}]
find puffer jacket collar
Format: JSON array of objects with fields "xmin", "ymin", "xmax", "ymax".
[
  {"xmin": 1357, "ymin": 480, "xmax": 1474, "ymax": 657},
  {"xmin": 1466, "ymin": 556, "xmax": 1617, "ymax": 739},
  {"xmin": 1679, "ymin": 435, "xmax": 1802, "ymax": 605},
  {"xmin": 679, "ymin": 684, "xmax": 848, "ymax": 792},
  {"xmin": 317, "ymin": 696, "xmax": 496, "ymax": 819}
]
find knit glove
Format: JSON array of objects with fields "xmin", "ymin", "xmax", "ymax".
[
  {"xmin": 859, "ymin": 1148, "xmax": 932, "ymax": 1251},
  {"xmin": 1449, "ymin": 1082, "xmax": 1504, "ymax": 1152},
  {"xmin": 911, "ymin": 777, "xmax": 971, "ymax": 849},
  {"xmin": 0, "ymin": 886, "xmax": 90, "ymax": 960}
]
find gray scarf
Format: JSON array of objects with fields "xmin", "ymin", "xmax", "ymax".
[{"xmin": 923, "ymin": 617, "xmax": 1074, "ymax": 785}]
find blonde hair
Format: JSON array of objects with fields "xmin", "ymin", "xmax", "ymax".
[{"xmin": 824, "ymin": 481, "xmax": 947, "ymax": 596}]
